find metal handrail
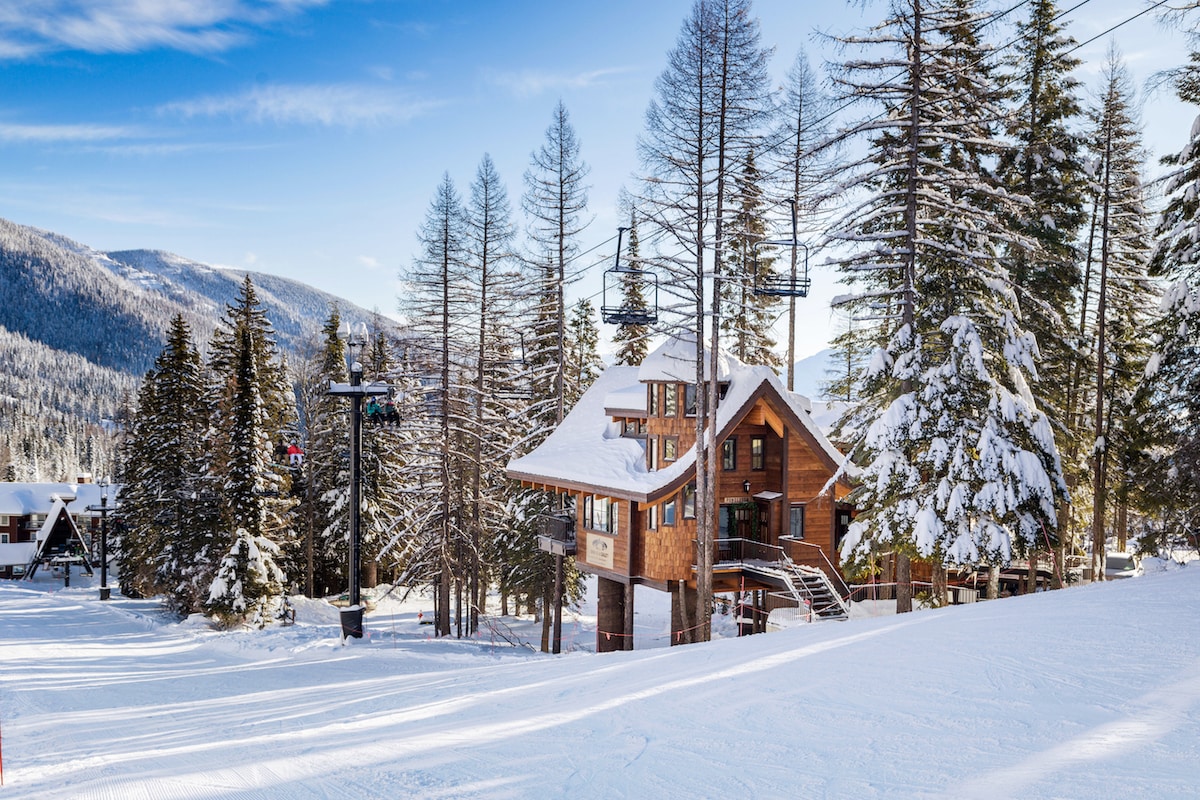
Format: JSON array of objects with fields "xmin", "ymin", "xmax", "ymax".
[{"xmin": 779, "ymin": 536, "xmax": 852, "ymax": 600}]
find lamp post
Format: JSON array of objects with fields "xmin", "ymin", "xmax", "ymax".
[
  {"xmin": 85, "ymin": 479, "xmax": 116, "ymax": 601},
  {"xmin": 327, "ymin": 321, "xmax": 390, "ymax": 639}
]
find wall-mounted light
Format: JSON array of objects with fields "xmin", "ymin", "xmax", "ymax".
[{"xmin": 742, "ymin": 479, "xmax": 751, "ymax": 494}]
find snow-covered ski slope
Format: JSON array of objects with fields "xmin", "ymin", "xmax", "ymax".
[{"xmin": 2, "ymin": 566, "xmax": 1198, "ymax": 799}]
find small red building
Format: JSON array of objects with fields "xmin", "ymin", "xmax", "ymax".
[{"xmin": 507, "ymin": 337, "xmax": 855, "ymax": 652}]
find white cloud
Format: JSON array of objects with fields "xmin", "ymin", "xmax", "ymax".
[
  {"xmin": 160, "ymin": 83, "xmax": 440, "ymax": 127},
  {"xmin": 0, "ymin": 0, "xmax": 328, "ymax": 57},
  {"xmin": 486, "ymin": 66, "xmax": 631, "ymax": 99},
  {"xmin": 0, "ymin": 122, "xmax": 133, "ymax": 142},
  {"xmin": 358, "ymin": 255, "xmax": 380, "ymax": 270}
]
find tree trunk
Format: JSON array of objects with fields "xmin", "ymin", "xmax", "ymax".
[
  {"xmin": 1026, "ymin": 551, "xmax": 1039, "ymax": 595},
  {"xmin": 987, "ymin": 563, "xmax": 1000, "ymax": 600},
  {"xmin": 895, "ymin": 553, "xmax": 913, "ymax": 613},
  {"xmin": 932, "ymin": 562, "xmax": 947, "ymax": 607}
]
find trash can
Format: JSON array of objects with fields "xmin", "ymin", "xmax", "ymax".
[{"xmin": 340, "ymin": 606, "xmax": 364, "ymax": 639}]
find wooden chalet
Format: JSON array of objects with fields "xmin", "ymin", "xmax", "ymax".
[
  {"xmin": 507, "ymin": 336, "xmax": 855, "ymax": 652},
  {"xmin": 0, "ymin": 479, "xmax": 109, "ymax": 580}
]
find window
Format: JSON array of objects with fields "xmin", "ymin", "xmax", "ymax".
[
  {"xmin": 722, "ymin": 438, "xmax": 737, "ymax": 471},
  {"xmin": 751, "ymin": 436, "xmax": 765, "ymax": 470},
  {"xmin": 623, "ymin": 419, "xmax": 645, "ymax": 438},
  {"xmin": 789, "ymin": 504, "xmax": 806, "ymax": 539},
  {"xmin": 685, "ymin": 384, "xmax": 698, "ymax": 416},
  {"xmin": 663, "ymin": 437, "xmax": 678, "ymax": 462},
  {"xmin": 663, "ymin": 496, "xmax": 677, "ymax": 526},
  {"xmin": 594, "ymin": 497, "xmax": 610, "ymax": 531},
  {"xmin": 609, "ymin": 502, "xmax": 619, "ymax": 534},
  {"xmin": 647, "ymin": 437, "xmax": 659, "ymax": 471},
  {"xmin": 0, "ymin": 533, "xmax": 7, "ymax": 544},
  {"xmin": 648, "ymin": 384, "xmax": 659, "ymax": 416},
  {"xmin": 584, "ymin": 495, "xmax": 594, "ymax": 529},
  {"xmin": 0, "ymin": 514, "xmax": 9, "ymax": 527},
  {"xmin": 664, "ymin": 383, "xmax": 678, "ymax": 416},
  {"xmin": 683, "ymin": 484, "xmax": 696, "ymax": 519},
  {"xmin": 646, "ymin": 504, "xmax": 658, "ymax": 531}
]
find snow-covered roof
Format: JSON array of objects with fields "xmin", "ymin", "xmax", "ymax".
[
  {"xmin": 0, "ymin": 482, "xmax": 117, "ymax": 515},
  {"xmin": 507, "ymin": 337, "xmax": 848, "ymax": 501},
  {"xmin": 637, "ymin": 332, "xmax": 737, "ymax": 383},
  {"xmin": 604, "ymin": 382, "xmax": 647, "ymax": 416}
]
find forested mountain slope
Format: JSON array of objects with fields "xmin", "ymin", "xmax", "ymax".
[{"xmin": 0, "ymin": 216, "xmax": 384, "ymax": 481}]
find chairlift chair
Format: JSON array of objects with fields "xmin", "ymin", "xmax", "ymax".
[
  {"xmin": 753, "ymin": 239, "xmax": 811, "ymax": 298},
  {"xmin": 752, "ymin": 198, "xmax": 812, "ymax": 298},
  {"xmin": 601, "ymin": 226, "xmax": 659, "ymax": 325}
]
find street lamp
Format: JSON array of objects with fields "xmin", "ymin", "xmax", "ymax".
[
  {"xmin": 85, "ymin": 478, "xmax": 116, "ymax": 601},
  {"xmin": 327, "ymin": 321, "xmax": 390, "ymax": 639}
]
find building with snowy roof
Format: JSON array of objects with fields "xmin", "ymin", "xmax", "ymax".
[
  {"xmin": 507, "ymin": 336, "xmax": 856, "ymax": 652},
  {"xmin": 0, "ymin": 479, "xmax": 113, "ymax": 580}
]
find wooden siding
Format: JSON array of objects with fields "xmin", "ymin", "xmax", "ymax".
[{"xmin": 573, "ymin": 492, "xmax": 632, "ymax": 576}]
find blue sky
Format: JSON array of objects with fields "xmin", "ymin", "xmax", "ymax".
[{"xmin": 0, "ymin": 0, "xmax": 1194, "ymax": 362}]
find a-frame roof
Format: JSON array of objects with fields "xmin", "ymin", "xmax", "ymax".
[{"xmin": 506, "ymin": 337, "xmax": 852, "ymax": 503}]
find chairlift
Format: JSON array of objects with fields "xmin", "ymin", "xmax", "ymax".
[
  {"xmin": 601, "ymin": 226, "xmax": 659, "ymax": 325},
  {"xmin": 753, "ymin": 198, "xmax": 812, "ymax": 298}
]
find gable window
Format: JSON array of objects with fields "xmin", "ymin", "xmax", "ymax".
[
  {"xmin": 751, "ymin": 436, "xmax": 765, "ymax": 470},
  {"xmin": 663, "ymin": 436, "xmax": 679, "ymax": 462},
  {"xmin": 664, "ymin": 383, "xmax": 678, "ymax": 416},
  {"xmin": 648, "ymin": 384, "xmax": 659, "ymax": 417},
  {"xmin": 647, "ymin": 436, "xmax": 659, "ymax": 471},
  {"xmin": 685, "ymin": 383, "xmax": 698, "ymax": 416},
  {"xmin": 722, "ymin": 438, "xmax": 736, "ymax": 471},
  {"xmin": 683, "ymin": 484, "xmax": 696, "ymax": 519},
  {"xmin": 789, "ymin": 504, "xmax": 806, "ymax": 539}
]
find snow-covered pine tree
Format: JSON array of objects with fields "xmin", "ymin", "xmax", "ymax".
[
  {"xmin": 206, "ymin": 526, "xmax": 286, "ymax": 628},
  {"xmin": 721, "ymin": 148, "xmax": 779, "ymax": 367},
  {"xmin": 1147, "ymin": 50, "xmax": 1200, "ymax": 550},
  {"xmin": 828, "ymin": 0, "xmax": 1067, "ymax": 610},
  {"xmin": 358, "ymin": 317, "xmax": 405, "ymax": 592},
  {"xmin": 116, "ymin": 315, "xmax": 215, "ymax": 610},
  {"xmin": 204, "ymin": 278, "xmax": 296, "ymax": 621},
  {"xmin": 293, "ymin": 306, "xmax": 349, "ymax": 597},
  {"xmin": 610, "ymin": 200, "xmax": 652, "ymax": 366},
  {"xmin": 997, "ymin": 0, "xmax": 1088, "ymax": 582},
  {"xmin": 1078, "ymin": 52, "xmax": 1156, "ymax": 576},
  {"xmin": 565, "ymin": 298, "xmax": 604, "ymax": 408},
  {"xmin": 637, "ymin": 0, "xmax": 770, "ymax": 642}
]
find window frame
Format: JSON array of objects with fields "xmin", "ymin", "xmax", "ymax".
[
  {"xmin": 685, "ymin": 383, "xmax": 698, "ymax": 416},
  {"xmin": 664, "ymin": 383, "xmax": 678, "ymax": 417},
  {"xmin": 662, "ymin": 496, "xmax": 677, "ymax": 526},
  {"xmin": 647, "ymin": 436, "xmax": 659, "ymax": 471},
  {"xmin": 789, "ymin": 504, "xmax": 806, "ymax": 540},
  {"xmin": 663, "ymin": 436, "xmax": 679, "ymax": 462},
  {"xmin": 683, "ymin": 483, "xmax": 696, "ymax": 519},
  {"xmin": 648, "ymin": 384, "xmax": 659, "ymax": 417},
  {"xmin": 721, "ymin": 437, "xmax": 737, "ymax": 471},
  {"xmin": 751, "ymin": 436, "xmax": 766, "ymax": 471}
]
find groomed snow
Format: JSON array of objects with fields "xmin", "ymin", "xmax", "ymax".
[{"xmin": 2, "ymin": 566, "xmax": 1199, "ymax": 798}]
